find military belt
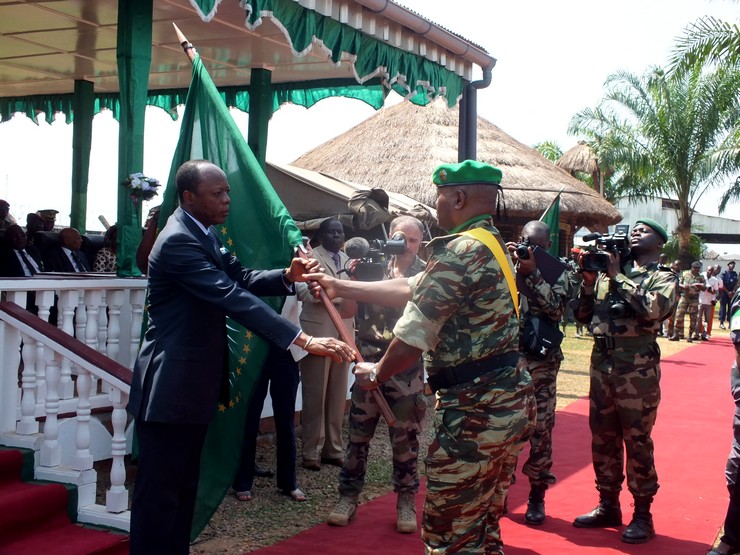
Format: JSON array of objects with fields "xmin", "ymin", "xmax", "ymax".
[
  {"xmin": 593, "ymin": 334, "xmax": 655, "ymax": 353},
  {"xmin": 427, "ymin": 351, "xmax": 520, "ymax": 393}
]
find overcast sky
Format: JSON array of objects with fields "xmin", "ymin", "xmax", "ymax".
[{"xmin": 0, "ymin": 0, "xmax": 737, "ymax": 231}]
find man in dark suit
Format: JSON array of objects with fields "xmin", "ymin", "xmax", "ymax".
[
  {"xmin": 0, "ymin": 224, "xmax": 44, "ymax": 314},
  {"xmin": 127, "ymin": 160, "xmax": 355, "ymax": 555},
  {"xmin": 43, "ymin": 227, "xmax": 91, "ymax": 272}
]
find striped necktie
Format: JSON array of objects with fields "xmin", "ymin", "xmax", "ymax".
[{"xmin": 17, "ymin": 249, "xmax": 38, "ymax": 276}]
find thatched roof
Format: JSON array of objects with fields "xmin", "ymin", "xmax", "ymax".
[
  {"xmin": 292, "ymin": 100, "xmax": 621, "ymax": 230},
  {"xmin": 557, "ymin": 141, "xmax": 599, "ymax": 175}
]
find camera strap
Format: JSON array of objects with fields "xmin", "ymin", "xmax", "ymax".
[{"xmin": 459, "ymin": 228, "xmax": 520, "ymax": 319}]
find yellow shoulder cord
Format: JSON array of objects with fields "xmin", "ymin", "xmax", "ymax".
[{"xmin": 459, "ymin": 228, "xmax": 520, "ymax": 319}]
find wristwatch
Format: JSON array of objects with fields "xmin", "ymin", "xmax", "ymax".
[{"xmin": 369, "ymin": 364, "xmax": 379, "ymax": 384}]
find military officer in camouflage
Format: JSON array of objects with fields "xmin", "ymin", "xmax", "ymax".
[
  {"xmin": 573, "ymin": 218, "xmax": 678, "ymax": 544},
  {"xmin": 670, "ymin": 260, "xmax": 706, "ymax": 341},
  {"xmin": 507, "ymin": 220, "xmax": 570, "ymax": 525},
  {"xmin": 327, "ymin": 215, "xmax": 427, "ymax": 533},
  {"xmin": 308, "ymin": 160, "xmax": 535, "ymax": 555}
]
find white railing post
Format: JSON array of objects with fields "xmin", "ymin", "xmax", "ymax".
[
  {"xmin": 84, "ymin": 289, "xmax": 102, "ymax": 395},
  {"xmin": 34, "ymin": 290, "xmax": 55, "ymax": 404},
  {"xmin": 129, "ymin": 289, "xmax": 146, "ymax": 369},
  {"xmin": 40, "ymin": 350, "xmax": 62, "ymax": 468},
  {"xmin": 106, "ymin": 289, "xmax": 125, "ymax": 365},
  {"xmin": 106, "ymin": 387, "xmax": 129, "ymax": 513},
  {"xmin": 71, "ymin": 367, "xmax": 93, "ymax": 471},
  {"xmin": 17, "ymin": 330, "xmax": 39, "ymax": 435},
  {"xmin": 98, "ymin": 290, "xmax": 109, "ymax": 354},
  {"xmin": 58, "ymin": 290, "xmax": 79, "ymax": 399},
  {"xmin": 0, "ymin": 321, "xmax": 21, "ymax": 433}
]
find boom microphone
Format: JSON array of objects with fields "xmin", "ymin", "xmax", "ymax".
[{"xmin": 345, "ymin": 236, "xmax": 370, "ymax": 259}]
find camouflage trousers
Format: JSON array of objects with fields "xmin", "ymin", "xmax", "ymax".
[
  {"xmin": 423, "ymin": 366, "xmax": 535, "ymax": 555},
  {"xmin": 674, "ymin": 298, "xmax": 699, "ymax": 338},
  {"xmin": 338, "ymin": 364, "xmax": 426, "ymax": 497},
  {"xmin": 519, "ymin": 355, "xmax": 561, "ymax": 487},
  {"xmin": 588, "ymin": 337, "xmax": 661, "ymax": 497}
]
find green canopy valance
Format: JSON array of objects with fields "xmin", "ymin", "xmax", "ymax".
[
  {"xmin": 0, "ymin": 80, "xmax": 388, "ymax": 125},
  {"xmin": 242, "ymin": 0, "xmax": 464, "ymax": 107}
]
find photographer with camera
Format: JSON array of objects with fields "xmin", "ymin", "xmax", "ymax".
[
  {"xmin": 572, "ymin": 219, "xmax": 678, "ymax": 544},
  {"xmin": 327, "ymin": 215, "xmax": 427, "ymax": 533},
  {"xmin": 506, "ymin": 220, "xmax": 570, "ymax": 526},
  {"xmin": 670, "ymin": 260, "xmax": 706, "ymax": 342}
]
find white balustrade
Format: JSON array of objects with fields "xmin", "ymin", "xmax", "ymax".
[{"xmin": 0, "ymin": 275, "xmax": 147, "ymax": 531}]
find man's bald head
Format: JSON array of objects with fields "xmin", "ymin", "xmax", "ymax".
[
  {"xmin": 521, "ymin": 220, "xmax": 551, "ymax": 250},
  {"xmin": 176, "ymin": 160, "xmax": 225, "ymax": 202},
  {"xmin": 59, "ymin": 227, "xmax": 82, "ymax": 250}
]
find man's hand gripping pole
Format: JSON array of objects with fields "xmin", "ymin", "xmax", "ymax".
[{"xmin": 297, "ymin": 246, "xmax": 397, "ymax": 426}]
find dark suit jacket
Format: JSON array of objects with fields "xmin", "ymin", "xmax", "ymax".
[
  {"xmin": 127, "ymin": 207, "xmax": 301, "ymax": 426},
  {"xmin": 0, "ymin": 245, "xmax": 44, "ymax": 277},
  {"xmin": 43, "ymin": 246, "xmax": 91, "ymax": 272}
]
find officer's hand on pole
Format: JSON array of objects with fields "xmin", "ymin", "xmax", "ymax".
[
  {"xmin": 304, "ymin": 272, "xmax": 339, "ymax": 299},
  {"xmin": 298, "ymin": 334, "xmax": 356, "ymax": 362}
]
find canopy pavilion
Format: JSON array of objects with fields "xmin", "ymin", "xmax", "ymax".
[
  {"xmin": 292, "ymin": 98, "xmax": 623, "ymax": 252},
  {"xmin": 0, "ymin": 0, "xmax": 496, "ymax": 276}
]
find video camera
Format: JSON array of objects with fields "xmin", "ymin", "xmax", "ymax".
[
  {"xmin": 344, "ymin": 232, "xmax": 407, "ymax": 281},
  {"xmin": 581, "ymin": 224, "xmax": 632, "ymax": 273}
]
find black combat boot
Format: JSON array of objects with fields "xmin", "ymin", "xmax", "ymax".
[
  {"xmin": 525, "ymin": 485, "xmax": 547, "ymax": 525},
  {"xmin": 573, "ymin": 490, "xmax": 622, "ymax": 528},
  {"xmin": 621, "ymin": 495, "xmax": 655, "ymax": 544}
]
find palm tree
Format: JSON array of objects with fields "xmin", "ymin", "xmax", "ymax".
[
  {"xmin": 670, "ymin": 15, "xmax": 740, "ymax": 213},
  {"xmin": 568, "ymin": 65, "xmax": 740, "ymax": 263}
]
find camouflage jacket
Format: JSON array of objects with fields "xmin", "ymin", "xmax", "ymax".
[
  {"xmin": 679, "ymin": 270, "xmax": 705, "ymax": 302},
  {"xmin": 356, "ymin": 255, "xmax": 426, "ymax": 361},
  {"xmin": 393, "ymin": 217, "xmax": 519, "ymax": 370},
  {"xmin": 520, "ymin": 266, "xmax": 570, "ymax": 360},
  {"xmin": 577, "ymin": 260, "xmax": 678, "ymax": 337}
]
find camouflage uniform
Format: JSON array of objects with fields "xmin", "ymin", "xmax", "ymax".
[
  {"xmin": 576, "ymin": 261, "xmax": 677, "ymax": 499},
  {"xmin": 562, "ymin": 259, "xmax": 584, "ymax": 336},
  {"xmin": 393, "ymin": 216, "xmax": 535, "ymax": 555},
  {"xmin": 673, "ymin": 269, "xmax": 705, "ymax": 339},
  {"xmin": 718, "ymin": 290, "xmax": 740, "ymax": 550},
  {"xmin": 518, "ymin": 268, "xmax": 570, "ymax": 487},
  {"xmin": 339, "ymin": 256, "xmax": 427, "ymax": 498}
]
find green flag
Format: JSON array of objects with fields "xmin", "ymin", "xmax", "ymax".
[
  {"xmin": 539, "ymin": 192, "xmax": 561, "ymax": 258},
  {"xmin": 157, "ymin": 54, "xmax": 304, "ymax": 541}
]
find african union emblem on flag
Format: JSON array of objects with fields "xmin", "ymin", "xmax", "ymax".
[{"xmin": 155, "ymin": 53, "xmax": 304, "ymax": 540}]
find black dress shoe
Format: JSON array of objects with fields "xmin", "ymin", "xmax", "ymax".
[{"xmin": 254, "ymin": 464, "xmax": 275, "ymax": 478}]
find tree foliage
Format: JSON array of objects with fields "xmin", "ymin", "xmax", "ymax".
[
  {"xmin": 534, "ymin": 140, "xmax": 563, "ymax": 162},
  {"xmin": 568, "ymin": 65, "xmax": 740, "ymax": 263}
]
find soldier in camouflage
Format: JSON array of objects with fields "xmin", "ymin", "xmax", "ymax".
[
  {"xmin": 670, "ymin": 260, "xmax": 706, "ymax": 342},
  {"xmin": 664, "ymin": 260, "xmax": 681, "ymax": 338},
  {"xmin": 563, "ymin": 247, "xmax": 585, "ymax": 337},
  {"xmin": 572, "ymin": 218, "xmax": 678, "ymax": 544},
  {"xmin": 707, "ymin": 288, "xmax": 740, "ymax": 555},
  {"xmin": 327, "ymin": 216, "xmax": 427, "ymax": 533},
  {"xmin": 310, "ymin": 160, "xmax": 536, "ymax": 555},
  {"xmin": 507, "ymin": 220, "xmax": 570, "ymax": 525}
]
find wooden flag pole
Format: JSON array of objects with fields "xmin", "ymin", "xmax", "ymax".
[
  {"xmin": 172, "ymin": 23, "xmax": 396, "ymax": 425},
  {"xmin": 538, "ymin": 186, "xmax": 565, "ymax": 221}
]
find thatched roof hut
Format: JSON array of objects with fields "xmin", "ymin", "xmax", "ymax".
[
  {"xmin": 292, "ymin": 100, "xmax": 621, "ymax": 232},
  {"xmin": 557, "ymin": 141, "xmax": 599, "ymax": 176}
]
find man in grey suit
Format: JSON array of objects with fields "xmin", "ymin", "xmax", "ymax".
[
  {"xmin": 127, "ymin": 160, "xmax": 355, "ymax": 555},
  {"xmin": 297, "ymin": 218, "xmax": 357, "ymax": 470}
]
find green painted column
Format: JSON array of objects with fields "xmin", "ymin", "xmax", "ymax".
[
  {"xmin": 71, "ymin": 80, "xmax": 94, "ymax": 234},
  {"xmin": 247, "ymin": 68, "xmax": 273, "ymax": 169},
  {"xmin": 115, "ymin": 0, "xmax": 152, "ymax": 277}
]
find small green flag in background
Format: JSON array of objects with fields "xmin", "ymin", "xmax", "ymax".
[
  {"xmin": 156, "ymin": 54, "xmax": 304, "ymax": 541},
  {"xmin": 539, "ymin": 192, "xmax": 561, "ymax": 258}
]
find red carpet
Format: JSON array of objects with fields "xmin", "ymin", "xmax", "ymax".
[
  {"xmin": 0, "ymin": 448, "xmax": 129, "ymax": 555},
  {"xmin": 257, "ymin": 338, "xmax": 735, "ymax": 554}
]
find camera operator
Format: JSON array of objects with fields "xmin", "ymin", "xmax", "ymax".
[
  {"xmin": 327, "ymin": 215, "xmax": 427, "ymax": 533},
  {"xmin": 506, "ymin": 220, "xmax": 570, "ymax": 526},
  {"xmin": 572, "ymin": 219, "xmax": 678, "ymax": 544}
]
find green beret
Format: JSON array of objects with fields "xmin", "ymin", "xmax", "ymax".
[
  {"xmin": 433, "ymin": 160, "xmax": 503, "ymax": 188},
  {"xmin": 634, "ymin": 218, "xmax": 668, "ymax": 243}
]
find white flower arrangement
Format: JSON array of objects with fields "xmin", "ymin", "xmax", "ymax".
[{"xmin": 123, "ymin": 172, "xmax": 160, "ymax": 202}]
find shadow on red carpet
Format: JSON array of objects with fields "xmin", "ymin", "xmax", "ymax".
[{"xmin": 255, "ymin": 338, "xmax": 734, "ymax": 554}]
